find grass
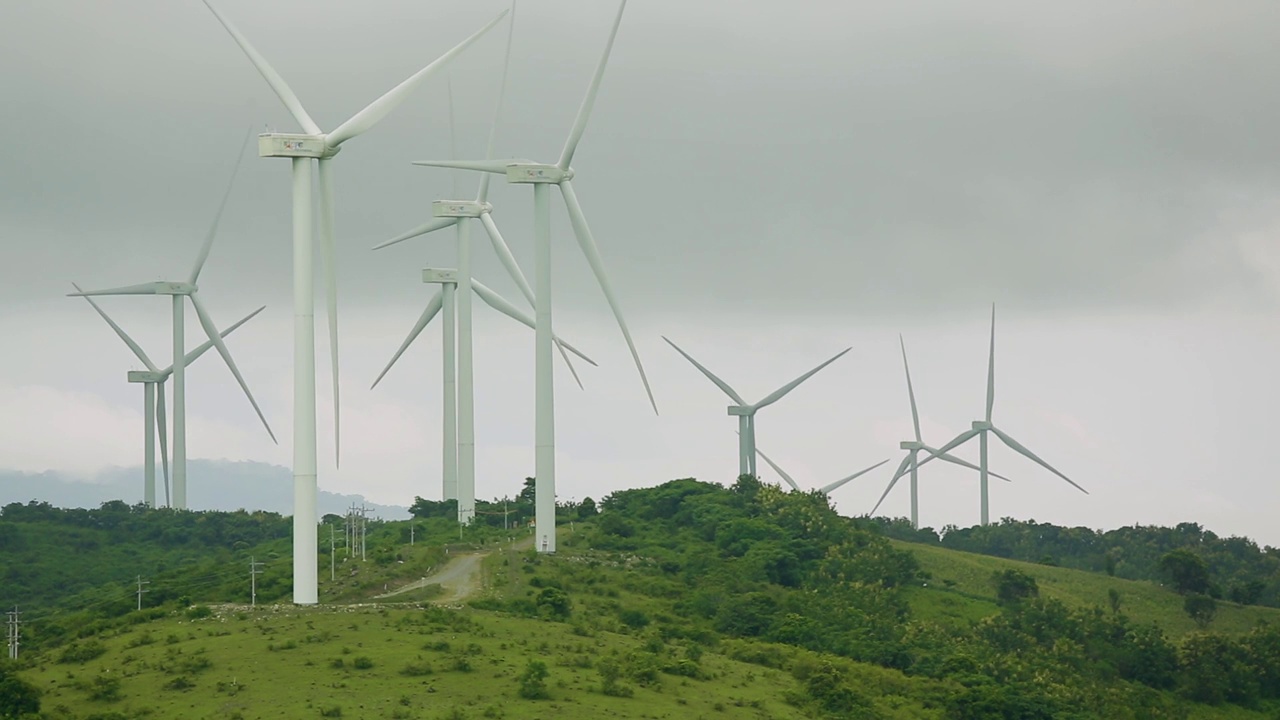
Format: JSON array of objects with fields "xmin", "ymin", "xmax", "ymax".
[{"xmin": 895, "ymin": 540, "xmax": 1280, "ymax": 636}]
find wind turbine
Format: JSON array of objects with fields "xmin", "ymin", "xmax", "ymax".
[
  {"xmin": 371, "ymin": 268, "xmax": 596, "ymax": 519},
  {"xmin": 410, "ymin": 0, "xmax": 657, "ymax": 554},
  {"xmin": 68, "ymin": 133, "xmax": 275, "ymax": 510},
  {"xmin": 71, "ymin": 290, "xmax": 265, "ymax": 507},
  {"xmin": 664, "ymin": 337, "xmax": 851, "ymax": 478},
  {"xmin": 200, "ymin": 1, "xmax": 510, "ymax": 603},
  {"xmin": 869, "ymin": 335, "xmax": 1011, "ymax": 529},
  {"xmin": 915, "ymin": 305, "xmax": 1087, "ymax": 525},
  {"xmin": 374, "ymin": 2, "xmax": 590, "ymax": 523},
  {"xmin": 743, "ymin": 434, "xmax": 890, "ymax": 496}
]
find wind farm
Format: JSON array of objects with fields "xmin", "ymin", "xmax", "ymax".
[{"xmin": 9, "ymin": 3, "xmax": 1280, "ymax": 715}]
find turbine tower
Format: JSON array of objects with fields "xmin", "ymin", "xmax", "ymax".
[
  {"xmin": 916, "ymin": 305, "xmax": 1088, "ymax": 525},
  {"xmin": 745, "ymin": 435, "xmax": 890, "ymax": 496},
  {"xmin": 68, "ymin": 133, "xmax": 276, "ymax": 509},
  {"xmin": 410, "ymin": 0, "xmax": 657, "ymax": 554},
  {"xmin": 71, "ymin": 293, "xmax": 265, "ymax": 507},
  {"xmin": 870, "ymin": 335, "xmax": 1011, "ymax": 529},
  {"xmin": 370, "ymin": 268, "xmax": 596, "ymax": 516},
  {"xmin": 201, "ymin": 0, "xmax": 510, "ymax": 603},
  {"xmin": 665, "ymin": 337, "xmax": 850, "ymax": 478}
]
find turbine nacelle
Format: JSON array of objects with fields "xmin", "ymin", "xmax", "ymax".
[
  {"xmin": 727, "ymin": 405, "xmax": 754, "ymax": 417},
  {"xmin": 69, "ymin": 281, "xmax": 196, "ymax": 297},
  {"xmin": 423, "ymin": 268, "xmax": 460, "ymax": 285},
  {"xmin": 127, "ymin": 370, "xmax": 165, "ymax": 383},
  {"xmin": 507, "ymin": 163, "xmax": 572, "ymax": 184},
  {"xmin": 971, "ymin": 420, "xmax": 993, "ymax": 431},
  {"xmin": 258, "ymin": 133, "xmax": 339, "ymax": 159},
  {"xmin": 900, "ymin": 440, "xmax": 924, "ymax": 451},
  {"xmin": 433, "ymin": 200, "xmax": 492, "ymax": 218}
]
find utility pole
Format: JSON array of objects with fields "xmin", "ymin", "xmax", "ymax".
[
  {"xmin": 329, "ymin": 524, "xmax": 336, "ymax": 582},
  {"xmin": 6, "ymin": 606, "xmax": 19, "ymax": 660},
  {"xmin": 360, "ymin": 504, "xmax": 368, "ymax": 562},
  {"xmin": 136, "ymin": 575, "xmax": 150, "ymax": 611},
  {"xmin": 250, "ymin": 556, "xmax": 264, "ymax": 608},
  {"xmin": 410, "ymin": 523, "xmax": 415, "ymax": 546}
]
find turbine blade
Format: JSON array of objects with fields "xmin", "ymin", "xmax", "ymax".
[
  {"xmin": 161, "ymin": 305, "xmax": 267, "ymax": 378},
  {"xmin": 326, "ymin": 9, "xmax": 510, "ymax": 147},
  {"xmin": 372, "ymin": 217, "xmax": 458, "ymax": 251},
  {"xmin": 201, "ymin": 0, "xmax": 322, "ymax": 135},
  {"xmin": 753, "ymin": 347, "xmax": 851, "ymax": 411},
  {"xmin": 318, "ymin": 158, "xmax": 340, "ymax": 466},
  {"xmin": 747, "ymin": 437, "xmax": 800, "ymax": 492},
  {"xmin": 915, "ymin": 429, "xmax": 980, "ymax": 472},
  {"xmin": 480, "ymin": 213, "xmax": 536, "ymax": 308},
  {"xmin": 190, "ymin": 126, "xmax": 253, "ymax": 285},
  {"xmin": 447, "ymin": 70, "xmax": 460, "ymax": 199},
  {"xmin": 189, "ymin": 295, "xmax": 277, "ymax": 444},
  {"xmin": 921, "ymin": 443, "xmax": 1013, "ymax": 483},
  {"xmin": 870, "ymin": 453, "xmax": 915, "ymax": 516},
  {"xmin": 556, "ymin": 340, "xmax": 585, "ymax": 390},
  {"xmin": 71, "ymin": 283, "xmax": 158, "ymax": 371},
  {"xmin": 558, "ymin": 0, "xmax": 627, "ymax": 171},
  {"xmin": 662, "ymin": 337, "xmax": 744, "ymax": 405},
  {"xmin": 156, "ymin": 381, "xmax": 170, "ymax": 507},
  {"xmin": 986, "ymin": 303, "xmax": 996, "ymax": 422},
  {"xmin": 471, "ymin": 279, "xmax": 597, "ymax": 366},
  {"xmin": 560, "ymin": 180, "xmax": 657, "ymax": 414},
  {"xmin": 900, "ymin": 335, "xmax": 921, "ymax": 442},
  {"xmin": 990, "ymin": 425, "xmax": 1087, "ymax": 494},
  {"xmin": 477, "ymin": 0, "xmax": 517, "ymax": 204},
  {"xmin": 412, "ymin": 159, "xmax": 514, "ymax": 174},
  {"xmin": 821, "ymin": 458, "xmax": 891, "ymax": 496},
  {"xmin": 371, "ymin": 291, "xmax": 444, "ymax": 390},
  {"xmin": 67, "ymin": 282, "xmax": 164, "ymax": 296}
]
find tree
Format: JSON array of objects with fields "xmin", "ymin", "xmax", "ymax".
[
  {"xmin": 1107, "ymin": 588, "xmax": 1122, "ymax": 615},
  {"xmin": 518, "ymin": 477, "xmax": 537, "ymax": 505},
  {"xmin": 1184, "ymin": 593, "xmax": 1217, "ymax": 629},
  {"xmin": 1158, "ymin": 549, "xmax": 1210, "ymax": 595},
  {"xmin": 517, "ymin": 660, "xmax": 550, "ymax": 700},
  {"xmin": 0, "ymin": 663, "xmax": 41, "ymax": 718},
  {"xmin": 576, "ymin": 497, "xmax": 598, "ymax": 519},
  {"xmin": 992, "ymin": 569, "xmax": 1039, "ymax": 605}
]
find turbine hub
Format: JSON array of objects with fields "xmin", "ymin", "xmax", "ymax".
[
  {"xmin": 971, "ymin": 420, "xmax": 993, "ymax": 431},
  {"xmin": 258, "ymin": 133, "xmax": 338, "ymax": 159},
  {"xmin": 154, "ymin": 282, "xmax": 196, "ymax": 296},
  {"xmin": 127, "ymin": 371, "xmax": 164, "ymax": 383},
  {"xmin": 432, "ymin": 200, "xmax": 492, "ymax": 218},
  {"xmin": 422, "ymin": 268, "xmax": 459, "ymax": 285},
  {"xmin": 727, "ymin": 406, "xmax": 753, "ymax": 416},
  {"xmin": 505, "ymin": 163, "xmax": 570, "ymax": 184}
]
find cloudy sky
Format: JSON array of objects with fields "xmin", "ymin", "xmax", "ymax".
[{"xmin": 3, "ymin": 0, "xmax": 1280, "ymax": 544}]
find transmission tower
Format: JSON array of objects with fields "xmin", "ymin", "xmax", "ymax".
[
  {"xmin": 136, "ymin": 575, "xmax": 150, "ymax": 611},
  {"xmin": 6, "ymin": 606, "xmax": 20, "ymax": 660}
]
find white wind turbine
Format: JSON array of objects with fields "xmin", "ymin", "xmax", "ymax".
[
  {"xmin": 68, "ymin": 134, "xmax": 275, "ymax": 510},
  {"xmin": 869, "ymin": 335, "xmax": 1011, "ymax": 529},
  {"xmin": 410, "ymin": 0, "xmax": 657, "ymax": 554},
  {"xmin": 201, "ymin": 0, "xmax": 510, "ymax": 603},
  {"xmin": 71, "ymin": 291, "xmax": 265, "ymax": 507},
  {"xmin": 915, "ymin": 305, "xmax": 1088, "ymax": 525},
  {"xmin": 371, "ymin": 268, "xmax": 596, "ymax": 519},
  {"xmin": 665, "ymin": 337, "xmax": 851, "ymax": 479},
  {"xmin": 373, "ymin": 2, "xmax": 592, "ymax": 523},
  {"xmin": 743, "ymin": 434, "xmax": 890, "ymax": 496}
]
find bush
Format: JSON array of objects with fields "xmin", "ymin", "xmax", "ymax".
[
  {"xmin": 1184, "ymin": 594, "xmax": 1217, "ymax": 629},
  {"xmin": 352, "ymin": 656, "xmax": 374, "ymax": 670},
  {"xmin": 0, "ymin": 664, "xmax": 41, "ymax": 717},
  {"xmin": 992, "ymin": 569, "xmax": 1039, "ymax": 605},
  {"xmin": 535, "ymin": 587, "xmax": 571, "ymax": 620},
  {"xmin": 58, "ymin": 640, "xmax": 107, "ymax": 664},
  {"xmin": 186, "ymin": 605, "xmax": 213, "ymax": 620}
]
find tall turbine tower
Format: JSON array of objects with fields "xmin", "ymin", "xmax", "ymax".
[
  {"xmin": 665, "ymin": 337, "xmax": 850, "ymax": 478},
  {"xmin": 870, "ymin": 335, "xmax": 1011, "ymax": 528},
  {"xmin": 370, "ymin": 269, "xmax": 595, "ymax": 514},
  {"xmin": 68, "ymin": 134, "xmax": 276, "ymax": 508},
  {"xmin": 411, "ymin": 0, "xmax": 657, "ymax": 554},
  {"xmin": 916, "ymin": 305, "xmax": 1088, "ymax": 524},
  {"xmin": 72, "ymin": 292, "xmax": 265, "ymax": 507},
  {"xmin": 745, "ymin": 436, "xmax": 889, "ymax": 496},
  {"xmin": 201, "ymin": 1, "xmax": 510, "ymax": 603}
]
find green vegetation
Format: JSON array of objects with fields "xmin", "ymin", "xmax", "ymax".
[{"xmin": 5, "ymin": 477, "xmax": 1280, "ymax": 718}]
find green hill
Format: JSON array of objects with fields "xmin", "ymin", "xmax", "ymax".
[{"xmin": 4, "ymin": 477, "xmax": 1280, "ymax": 719}]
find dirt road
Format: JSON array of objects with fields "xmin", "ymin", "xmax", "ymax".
[{"xmin": 374, "ymin": 552, "xmax": 485, "ymax": 603}]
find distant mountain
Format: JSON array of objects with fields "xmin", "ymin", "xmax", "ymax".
[{"xmin": 0, "ymin": 459, "xmax": 410, "ymax": 520}]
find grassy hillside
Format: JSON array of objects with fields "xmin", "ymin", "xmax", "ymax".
[{"xmin": 7, "ymin": 478, "xmax": 1280, "ymax": 719}]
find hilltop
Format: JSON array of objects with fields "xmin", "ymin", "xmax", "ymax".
[{"xmin": 3, "ymin": 477, "xmax": 1280, "ymax": 719}]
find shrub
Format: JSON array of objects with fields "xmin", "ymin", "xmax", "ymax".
[
  {"xmin": 58, "ymin": 641, "xmax": 107, "ymax": 664},
  {"xmin": 517, "ymin": 660, "xmax": 550, "ymax": 700},
  {"xmin": 992, "ymin": 569, "xmax": 1039, "ymax": 605},
  {"xmin": 352, "ymin": 656, "xmax": 374, "ymax": 670}
]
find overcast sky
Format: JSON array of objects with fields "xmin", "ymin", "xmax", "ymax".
[{"xmin": 3, "ymin": 0, "xmax": 1280, "ymax": 545}]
